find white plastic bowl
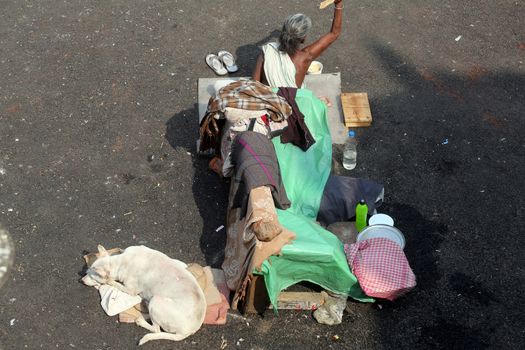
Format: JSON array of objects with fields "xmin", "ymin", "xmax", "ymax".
[
  {"xmin": 307, "ymin": 61, "xmax": 323, "ymax": 75},
  {"xmin": 369, "ymin": 213, "xmax": 394, "ymax": 227},
  {"xmin": 357, "ymin": 224, "xmax": 406, "ymax": 249}
]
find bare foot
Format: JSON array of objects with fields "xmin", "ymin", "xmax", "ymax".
[
  {"xmin": 208, "ymin": 156, "xmax": 223, "ymax": 177},
  {"xmin": 252, "ymin": 220, "xmax": 282, "ymax": 242},
  {"xmin": 248, "ymin": 186, "xmax": 282, "ymax": 241}
]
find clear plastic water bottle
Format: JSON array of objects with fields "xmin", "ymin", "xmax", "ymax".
[{"xmin": 343, "ymin": 130, "xmax": 357, "ymax": 170}]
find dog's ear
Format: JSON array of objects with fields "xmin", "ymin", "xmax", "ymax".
[
  {"xmin": 83, "ymin": 252, "xmax": 98, "ymax": 267},
  {"xmin": 97, "ymin": 244, "xmax": 109, "ymax": 257}
]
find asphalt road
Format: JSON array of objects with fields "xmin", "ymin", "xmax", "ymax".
[{"xmin": 1, "ymin": 0, "xmax": 524, "ymax": 349}]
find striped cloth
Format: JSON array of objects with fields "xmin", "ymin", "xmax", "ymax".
[
  {"xmin": 200, "ymin": 80, "xmax": 292, "ymax": 153},
  {"xmin": 206, "ymin": 79, "xmax": 291, "ymax": 122},
  {"xmin": 344, "ymin": 238, "xmax": 416, "ymax": 301},
  {"xmin": 230, "ymin": 131, "xmax": 290, "ymax": 217}
]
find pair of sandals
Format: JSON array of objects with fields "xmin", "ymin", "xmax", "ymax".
[{"xmin": 206, "ymin": 51, "xmax": 238, "ymax": 76}]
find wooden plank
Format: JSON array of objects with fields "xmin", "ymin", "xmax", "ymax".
[
  {"xmin": 242, "ymin": 275, "xmax": 325, "ymax": 313},
  {"xmin": 341, "ymin": 92, "xmax": 372, "ymax": 128},
  {"xmin": 242, "ymin": 275, "xmax": 270, "ymax": 314},
  {"xmin": 344, "ymin": 92, "xmax": 370, "ymax": 107},
  {"xmin": 346, "ymin": 122, "xmax": 371, "ymax": 128},
  {"xmin": 319, "ymin": 0, "xmax": 335, "ymax": 9},
  {"xmin": 270, "ymin": 292, "xmax": 323, "ymax": 311}
]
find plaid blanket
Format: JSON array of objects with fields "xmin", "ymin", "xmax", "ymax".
[
  {"xmin": 344, "ymin": 238, "xmax": 416, "ymax": 301},
  {"xmin": 200, "ymin": 79, "xmax": 292, "ymax": 152},
  {"xmin": 207, "ymin": 79, "xmax": 291, "ymax": 121}
]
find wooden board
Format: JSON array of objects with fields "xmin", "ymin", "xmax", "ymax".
[
  {"xmin": 241, "ymin": 275, "xmax": 324, "ymax": 313},
  {"xmin": 270, "ymin": 292, "xmax": 323, "ymax": 311},
  {"xmin": 319, "ymin": 0, "xmax": 335, "ymax": 9},
  {"xmin": 341, "ymin": 92, "xmax": 372, "ymax": 128},
  {"xmin": 242, "ymin": 275, "xmax": 270, "ymax": 314}
]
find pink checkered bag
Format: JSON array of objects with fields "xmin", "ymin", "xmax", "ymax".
[{"xmin": 344, "ymin": 238, "xmax": 416, "ymax": 301}]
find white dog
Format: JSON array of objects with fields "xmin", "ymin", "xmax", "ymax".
[{"xmin": 82, "ymin": 245, "xmax": 206, "ymax": 345}]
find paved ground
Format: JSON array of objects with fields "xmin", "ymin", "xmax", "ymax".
[{"xmin": 1, "ymin": 0, "xmax": 524, "ymax": 349}]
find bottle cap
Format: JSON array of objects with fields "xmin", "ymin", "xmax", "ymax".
[{"xmin": 348, "ymin": 130, "xmax": 355, "ymax": 137}]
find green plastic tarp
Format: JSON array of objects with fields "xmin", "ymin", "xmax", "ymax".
[{"xmin": 256, "ymin": 88, "xmax": 374, "ymax": 308}]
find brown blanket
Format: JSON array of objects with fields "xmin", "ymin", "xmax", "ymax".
[{"xmin": 221, "ymin": 132, "xmax": 295, "ymax": 309}]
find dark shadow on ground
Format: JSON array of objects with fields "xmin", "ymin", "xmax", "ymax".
[
  {"xmin": 166, "ymin": 36, "xmax": 525, "ymax": 349},
  {"xmin": 163, "ymin": 31, "xmax": 279, "ymax": 268},
  {"xmin": 165, "ymin": 105, "xmax": 229, "ymax": 268},
  {"xmin": 352, "ymin": 39, "xmax": 525, "ymax": 349}
]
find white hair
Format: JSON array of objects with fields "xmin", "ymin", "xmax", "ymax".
[{"xmin": 279, "ymin": 14, "xmax": 312, "ymax": 55}]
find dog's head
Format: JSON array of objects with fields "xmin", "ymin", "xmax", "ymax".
[
  {"xmin": 81, "ymin": 245, "xmax": 112, "ymax": 287},
  {"xmin": 82, "ymin": 265, "xmax": 110, "ymax": 286}
]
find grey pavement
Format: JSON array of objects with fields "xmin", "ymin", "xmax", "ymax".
[{"xmin": 0, "ymin": 1, "xmax": 524, "ymax": 349}]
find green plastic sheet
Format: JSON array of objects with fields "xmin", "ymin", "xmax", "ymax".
[{"xmin": 256, "ymin": 89, "xmax": 374, "ymax": 308}]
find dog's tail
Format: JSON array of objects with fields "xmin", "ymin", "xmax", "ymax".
[{"xmin": 138, "ymin": 332, "xmax": 189, "ymax": 345}]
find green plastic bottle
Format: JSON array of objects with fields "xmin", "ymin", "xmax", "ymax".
[{"xmin": 355, "ymin": 199, "xmax": 368, "ymax": 232}]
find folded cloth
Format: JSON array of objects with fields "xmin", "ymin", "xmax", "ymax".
[
  {"xmin": 278, "ymin": 87, "xmax": 316, "ymax": 151},
  {"xmin": 200, "ymin": 79, "xmax": 292, "ymax": 153},
  {"xmin": 98, "ymin": 285, "xmax": 142, "ymax": 317},
  {"xmin": 187, "ymin": 264, "xmax": 230, "ymax": 325},
  {"xmin": 186, "ymin": 263, "xmax": 223, "ymax": 306},
  {"xmin": 207, "ymin": 80, "xmax": 291, "ymax": 122},
  {"xmin": 205, "ymin": 269, "xmax": 230, "ymax": 325},
  {"xmin": 203, "ymin": 294, "xmax": 229, "ymax": 325},
  {"xmin": 344, "ymin": 238, "xmax": 416, "ymax": 301}
]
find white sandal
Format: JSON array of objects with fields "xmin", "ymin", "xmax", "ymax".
[
  {"xmin": 218, "ymin": 50, "xmax": 238, "ymax": 73},
  {"xmin": 206, "ymin": 54, "xmax": 228, "ymax": 76}
]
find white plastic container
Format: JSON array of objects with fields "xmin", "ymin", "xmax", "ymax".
[
  {"xmin": 369, "ymin": 213, "xmax": 394, "ymax": 227},
  {"xmin": 356, "ymin": 224, "xmax": 406, "ymax": 249},
  {"xmin": 307, "ymin": 61, "xmax": 323, "ymax": 74}
]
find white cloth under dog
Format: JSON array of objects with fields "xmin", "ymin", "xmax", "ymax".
[{"xmin": 98, "ymin": 284, "xmax": 142, "ymax": 316}]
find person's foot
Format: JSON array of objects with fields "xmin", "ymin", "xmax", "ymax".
[
  {"xmin": 248, "ymin": 186, "xmax": 282, "ymax": 242},
  {"xmin": 208, "ymin": 156, "xmax": 223, "ymax": 177},
  {"xmin": 251, "ymin": 220, "xmax": 282, "ymax": 242}
]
